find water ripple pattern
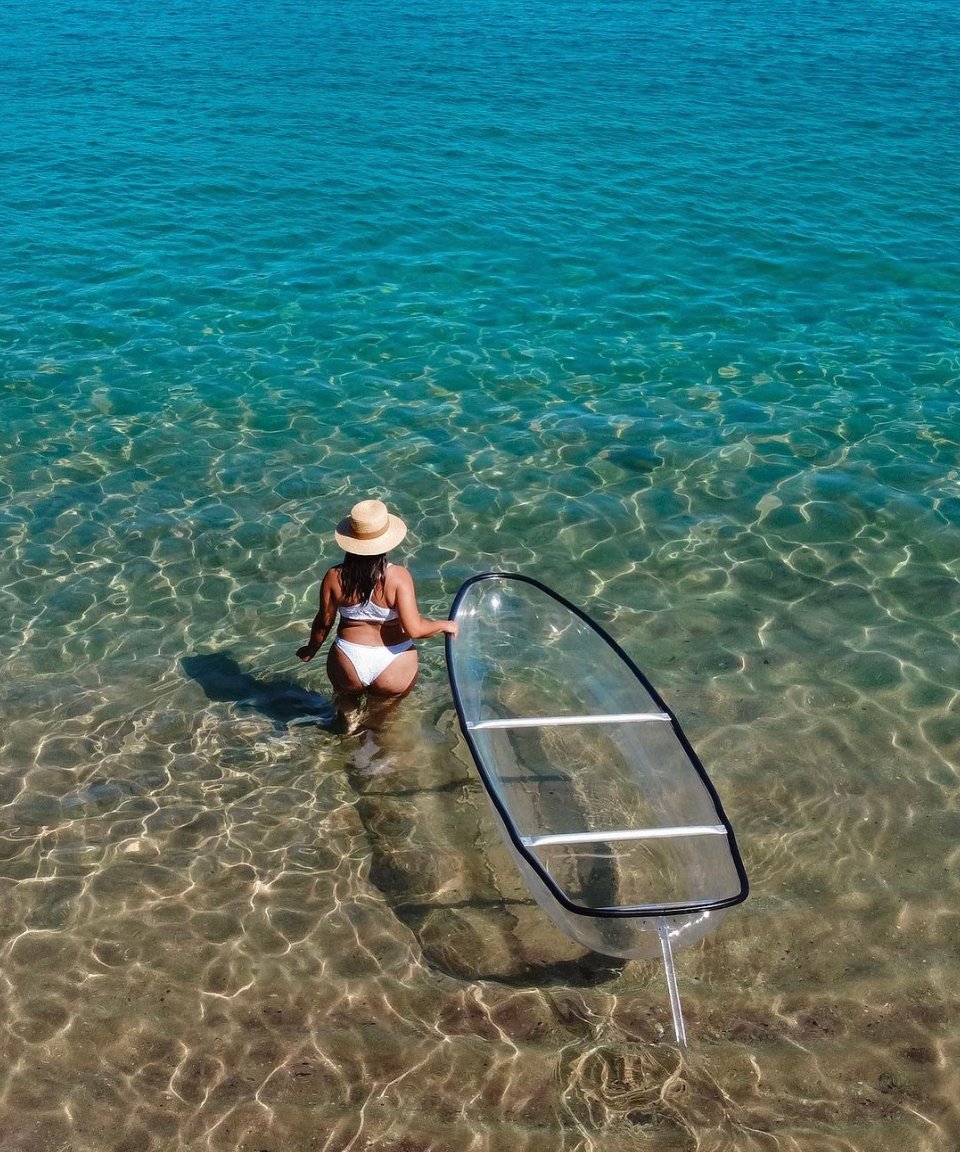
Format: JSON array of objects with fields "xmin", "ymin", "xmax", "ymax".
[{"xmin": 1, "ymin": 0, "xmax": 958, "ymax": 1149}]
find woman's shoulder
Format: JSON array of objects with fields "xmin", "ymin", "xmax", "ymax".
[{"xmin": 385, "ymin": 562, "xmax": 413, "ymax": 588}]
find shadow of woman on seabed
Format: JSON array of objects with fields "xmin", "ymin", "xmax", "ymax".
[
  {"xmin": 181, "ymin": 651, "xmax": 337, "ymax": 731},
  {"xmin": 182, "ymin": 650, "xmax": 404, "ymax": 736}
]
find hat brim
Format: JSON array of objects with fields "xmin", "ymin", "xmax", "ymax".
[{"xmin": 334, "ymin": 514, "xmax": 407, "ymax": 556}]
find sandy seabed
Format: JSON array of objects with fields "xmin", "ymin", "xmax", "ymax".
[{"xmin": 1, "ymin": 638, "xmax": 957, "ymax": 1152}]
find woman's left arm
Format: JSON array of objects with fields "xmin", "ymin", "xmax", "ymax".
[
  {"xmin": 392, "ymin": 567, "xmax": 458, "ymax": 640},
  {"xmin": 297, "ymin": 570, "xmax": 339, "ymax": 661}
]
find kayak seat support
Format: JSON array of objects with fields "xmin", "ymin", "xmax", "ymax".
[
  {"xmin": 520, "ymin": 825, "xmax": 728, "ymax": 848},
  {"xmin": 468, "ymin": 712, "xmax": 671, "ymax": 730}
]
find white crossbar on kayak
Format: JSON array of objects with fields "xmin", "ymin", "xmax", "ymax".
[
  {"xmin": 468, "ymin": 711, "xmax": 671, "ymax": 730},
  {"xmin": 520, "ymin": 825, "xmax": 727, "ymax": 848}
]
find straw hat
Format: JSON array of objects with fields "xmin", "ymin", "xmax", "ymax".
[{"xmin": 334, "ymin": 499, "xmax": 408, "ymax": 555}]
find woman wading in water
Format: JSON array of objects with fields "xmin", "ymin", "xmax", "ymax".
[{"xmin": 297, "ymin": 499, "xmax": 457, "ymax": 723}]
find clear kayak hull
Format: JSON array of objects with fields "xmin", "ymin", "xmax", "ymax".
[{"xmin": 445, "ymin": 573, "xmax": 748, "ymax": 965}]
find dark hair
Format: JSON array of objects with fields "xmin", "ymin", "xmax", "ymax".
[{"xmin": 339, "ymin": 553, "xmax": 388, "ymax": 604}]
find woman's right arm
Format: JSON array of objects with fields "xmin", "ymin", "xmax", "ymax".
[
  {"xmin": 392, "ymin": 568, "xmax": 457, "ymax": 640},
  {"xmin": 297, "ymin": 569, "xmax": 340, "ymax": 661}
]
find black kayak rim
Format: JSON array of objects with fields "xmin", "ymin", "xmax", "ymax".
[{"xmin": 444, "ymin": 571, "xmax": 749, "ymax": 921}]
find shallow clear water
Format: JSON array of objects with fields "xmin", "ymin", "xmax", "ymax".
[{"xmin": 1, "ymin": 0, "xmax": 958, "ymax": 1148}]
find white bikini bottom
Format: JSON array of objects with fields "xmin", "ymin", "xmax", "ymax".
[{"xmin": 334, "ymin": 636, "xmax": 415, "ymax": 687}]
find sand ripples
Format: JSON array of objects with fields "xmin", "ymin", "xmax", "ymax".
[{"xmin": 2, "ymin": 352, "xmax": 958, "ymax": 1148}]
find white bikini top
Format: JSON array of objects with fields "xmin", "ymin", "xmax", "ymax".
[
  {"xmin": 338, "ymin": 566, "xmax": 399, "ymax": 623},
  {"xmin": 338, "ymin": 599, "xmax": 398, "ymax": 623}
]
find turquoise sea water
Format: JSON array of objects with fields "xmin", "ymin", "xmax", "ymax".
[{"xmin": 1, "ymin": 1, "xmax": 959, "ymax": 1148}]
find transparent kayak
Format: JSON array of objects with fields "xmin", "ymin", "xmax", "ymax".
[{"xmin": 445, "ymin": 573, "xmax": 748, "ymax": 1045}]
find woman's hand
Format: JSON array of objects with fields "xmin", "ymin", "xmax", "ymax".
[
  {"xmin": 443, "ymin": 621, "xmax": 458, "ymax": 638},
  {"xmin": 298, "ymin": 580, "xmax": 337, "ymax": 661}
]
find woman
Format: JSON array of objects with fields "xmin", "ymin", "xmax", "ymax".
[{"xmin": 296, "ymin": 499, "xmax": 457, "ymax": 701}]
